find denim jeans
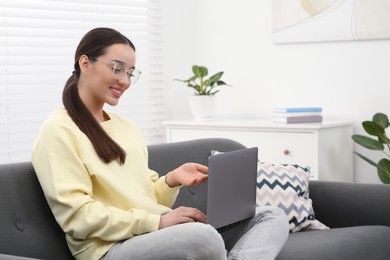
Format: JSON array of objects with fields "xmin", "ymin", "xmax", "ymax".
[
  {"xmin": 101, "ymin": 206, "xmax": 289, "ymax": 260},
  {"xmin": 219, "ymin": 206, "xmax": 289, "ymax": 260}
]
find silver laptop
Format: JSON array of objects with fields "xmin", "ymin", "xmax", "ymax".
[{"xmin": 207, "ymin": 147, "xmax": 258, "ymax": 229}]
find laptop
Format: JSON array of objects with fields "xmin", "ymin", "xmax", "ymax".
[{"xmin": 206, "ymin": 147, "xmax": 258, "ymax": 229}]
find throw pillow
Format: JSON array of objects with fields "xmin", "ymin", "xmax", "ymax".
[{"xmin": 257, "ymin": 162, "xmax": 328, "ymax": 232}]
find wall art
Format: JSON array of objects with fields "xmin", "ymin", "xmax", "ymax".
[{"xmin": 273, "ymin": 0, "xmax": 390, "ymax": 43}]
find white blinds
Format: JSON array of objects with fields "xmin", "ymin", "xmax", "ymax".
[{"xmin": 0, "ymin": 0, "xmax": 165, "ymax": 164}]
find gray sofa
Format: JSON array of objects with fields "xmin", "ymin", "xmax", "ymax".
[{"xmin": 1, "ymin": 138, "xmax": 390, "ymax": 260}]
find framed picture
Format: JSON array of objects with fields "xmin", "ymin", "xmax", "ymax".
[{"xmin": 273, "ymin": 0, "xmax": 390, "ymax": 43}]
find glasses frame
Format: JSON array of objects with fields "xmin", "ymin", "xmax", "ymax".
[{"xmin": 90, "ymin": 57, "xmax": 141, "ymax": 84}]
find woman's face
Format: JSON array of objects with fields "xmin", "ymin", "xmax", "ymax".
[{"xmin": 79, "ymin": 43, "xmax": 136, "ymax": 110}]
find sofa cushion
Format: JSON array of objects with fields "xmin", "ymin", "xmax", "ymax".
[
  {"xmin": 256, "ymin": 163, "xmax": 328, "ymax": 232},
  {"xmin": 277, "ymin": 226, "xmax": 390, "ymax": 260}
]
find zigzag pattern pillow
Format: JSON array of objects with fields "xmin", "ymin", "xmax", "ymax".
[{"xmin": 257, "ymin": 162, "xmax": 328, "ymax": 232}]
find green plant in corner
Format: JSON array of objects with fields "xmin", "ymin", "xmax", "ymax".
[
  {"xmin": 175, "ymin": 65, "xmax": 230, "ymax": 95},
  {"xmin": 352, "ymin": 113, "xmax": 390, "ymax": 183}
]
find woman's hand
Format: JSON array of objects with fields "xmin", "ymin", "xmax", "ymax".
[
  {"xmin": 159, "ymin": 206, "xmax": 207, "ymax": 229},
  {"xmin": 165, "ymin": 163, "xmax": 208, "ymax": 188}
]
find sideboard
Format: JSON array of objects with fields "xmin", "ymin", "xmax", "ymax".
[{"xmin": 162, "ymin": 119, "xmax": 354, "ymax": 182}]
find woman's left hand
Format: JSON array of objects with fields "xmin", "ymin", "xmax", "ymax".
[{"xmin": 165, "ymin": 163, "xmax": 208, "ymax": 188}]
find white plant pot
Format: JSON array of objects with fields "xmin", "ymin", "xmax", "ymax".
[{"xmin": 189, "ymin": 95, "xmax": 216, "ymax": 120}]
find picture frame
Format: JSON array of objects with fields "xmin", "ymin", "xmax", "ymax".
[{"xmin": 273, "ymin": 0, "xmax": 390, "ymax": 43}]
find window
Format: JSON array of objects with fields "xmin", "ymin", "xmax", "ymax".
[{"xmin": 0, "ymin": 0, "xmax": 165, "ymax": 164}]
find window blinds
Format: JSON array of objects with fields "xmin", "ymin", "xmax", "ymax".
[{"xmin": 0, "ymin": 0, "xmax": 165, "ymax": 164}]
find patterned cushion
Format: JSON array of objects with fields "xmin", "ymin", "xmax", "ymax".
[{"xmin": 257, "ymin": 162, "xmax": 328, "ymax": 232}]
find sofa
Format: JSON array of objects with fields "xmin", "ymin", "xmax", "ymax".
[{"xmin": 1, "ymin": 138, "xmax": 390, "ymax": 260}]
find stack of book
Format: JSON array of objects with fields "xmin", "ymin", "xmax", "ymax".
[{"xmin": 272, "ymin": 107, "xmax": 323, "ymax": 123}]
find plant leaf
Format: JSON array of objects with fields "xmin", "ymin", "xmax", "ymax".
[
  {"xmin": 377, "ymin": 158, "xmax": 390, "ymax": 184},
  {"xmin": 353, "ymin": 151, "xmax": 378, "ymax": 167},
  {"xmin": 217, "ymin": 80, "xmax": 230, "ymax": 86},
  {"xmin": 174, "ymin": 76, "xmax": 196, "ymax": 84},
  {"xmin": 372, "ymin": 113, "xmax": 390, "ymax": 144},
  {"xmin": 373, "ymin": 113, "xmax": 389, "ymax": 129},
  {"xmin": 203, "ymin": 79, "xmax": 212, "ymax": 87},
  {"xmin": 362, "ymin": 121, "xmax": 384, "ymax": 137},
  {"xmin": 363, "ymin": 120, "xmax": 390, "ymax": 144},
  {"xmin": 208, "ymin": 72, "xmax": 224, "ymax": 85},
  {"xmin": 192, "ymin": 65, "xmax": 208, "ymax": 78},
  {"xmin": 352, "ymin": 135, "xmax": 384, "ymax": 151},
  {"xmin": 173, "ymin": 78, "xmax": 188, "ymax": 83}
]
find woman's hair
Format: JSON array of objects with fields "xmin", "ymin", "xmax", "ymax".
[{"xmin": 62, "ymin": 27, "xmax": 135, "ymax": 164}]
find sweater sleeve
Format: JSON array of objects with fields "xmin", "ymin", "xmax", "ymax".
[
  {"xmin": 140, "ymin": 132, "xmax": 180, "ymax": 207},
  {"xmin": 32, "ymin": 120, "xmax": 161, "ymax": 241},
  {"xmin": 150, "ymin": 170, "xmax": 181, "ymax": 207}
]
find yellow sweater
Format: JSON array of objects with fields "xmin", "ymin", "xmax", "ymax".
[{"xmin": 32, "ymin": 108, "xmax": 180, "ymax": 260}]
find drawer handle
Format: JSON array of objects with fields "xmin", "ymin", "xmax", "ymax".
[{"xmin": 283, "ymin": 149, "xmax": 290, "ymax": 155}]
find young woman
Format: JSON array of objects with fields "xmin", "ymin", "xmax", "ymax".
[{"xmin": 32, "ymin": 27, "xmax": 289, "ymax": 260}]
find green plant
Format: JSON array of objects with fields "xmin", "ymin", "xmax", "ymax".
[
  {"xmin": 175, "ymin": 65, "xmax": 230, "ymax": 95},
  {"xmin": 352, "ymin": 113, "xmax": 390, "ymax": 183}
]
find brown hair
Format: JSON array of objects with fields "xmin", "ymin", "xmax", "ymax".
[{"xmin": 62, "ymin": 28, "xmax": 135, "ymax": 164}]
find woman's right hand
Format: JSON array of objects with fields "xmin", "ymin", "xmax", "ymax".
[{"xmin": 159, "ymin": 206, "xmax": 207, "ymax": 229}]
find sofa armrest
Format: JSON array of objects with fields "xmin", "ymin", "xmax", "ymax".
[{"xmin": 309, "ymin": 181, "xmax": 390, "ymax": 228}]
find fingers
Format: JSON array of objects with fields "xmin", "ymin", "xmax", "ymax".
[
  {"xmin": 184, "ymin": 176, "xmax": 207, "ymax": 186},
  {"xmin": 193, "ymin": 163, "xmax": 208, "ymax": 173},
  {"xmin": 176, "ymin": 206, "xmax": 207, "ymax": 223},
  {"xmin": 181, "ymin": 162, "xmax": 208, "ymax": 173},
  {"xmin": 170, "ymin": 163, "xmax": 209, "ymax": 187},
  {"xmin": 191, "ymin": 174, "xmax": 208, "ymax": 185},
  {"xmin": 159, "ymin": 207, "xmax": 207, "ymax": 229}
]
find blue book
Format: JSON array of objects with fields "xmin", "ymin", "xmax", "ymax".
[{"xmin": 273, "ymin": 107, "xmax": 323, "ymax": 113}]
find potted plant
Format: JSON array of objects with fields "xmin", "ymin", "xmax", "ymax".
[
  {"xmin": 175, "ymin": 65, "xmax": 230, "ymax": 120},
  {"xmin": 351, "ymin": 113, "xmax": 390, "ymax": 183}
]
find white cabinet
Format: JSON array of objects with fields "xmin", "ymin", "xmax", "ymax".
[{"xmin": 162, "ymin": 119, "xmax": 354, "ymax": 182}]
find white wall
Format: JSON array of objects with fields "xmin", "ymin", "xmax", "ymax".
[{"xmin": 161, "ymin": 0, "xmax": 390, "ymax": 184}]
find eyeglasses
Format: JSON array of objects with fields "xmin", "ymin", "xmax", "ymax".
[{"xmin": 91, "ymin": 57, "xmax": 141, "ymax": 84}]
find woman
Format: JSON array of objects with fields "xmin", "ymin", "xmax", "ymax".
[{"xmin": 32, "ymin": 27, "xmax": 288, "ymax": 260}]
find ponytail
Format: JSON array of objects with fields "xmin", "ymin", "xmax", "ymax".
[{"xmin": 62, "ymin": 72, "xmax": 126, "ymax": 164}]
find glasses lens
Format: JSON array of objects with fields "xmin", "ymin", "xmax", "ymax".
[
  {"xmin": 112, "ymin": 63, "xmax": 125, "ymax": 79},
  {"xmin": 109, "ymin": 60, "xmax": 141, "ymax": 84},
  {"xmin": 130, "ymin": 69, "xmax": 142, "ymax": 84}
]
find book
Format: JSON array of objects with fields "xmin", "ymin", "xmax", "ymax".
[
  {"xmin": 273, "ymin": 115, "xmax": 323, "ymax": 124},
  {"xmin": 272, "ymin": 111, "xmax": 322, "ymax": 117},
  {"xmin": 272, "ymin": 107, "xmax": 323, "ymax": 113}
]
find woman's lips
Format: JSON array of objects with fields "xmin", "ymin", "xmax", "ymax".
[{"xmin": 110, "ymin": 87, "xmax": 123, "ymax": 98}]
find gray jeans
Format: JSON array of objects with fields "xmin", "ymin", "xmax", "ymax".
[{"xmin": 101, "ymin": 206, "xmax": 289, "ymax": 260}]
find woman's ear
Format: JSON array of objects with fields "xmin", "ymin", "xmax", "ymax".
[{"xmin": 78, "ymin": 55, "xmax": 92, "ymax": 74}]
